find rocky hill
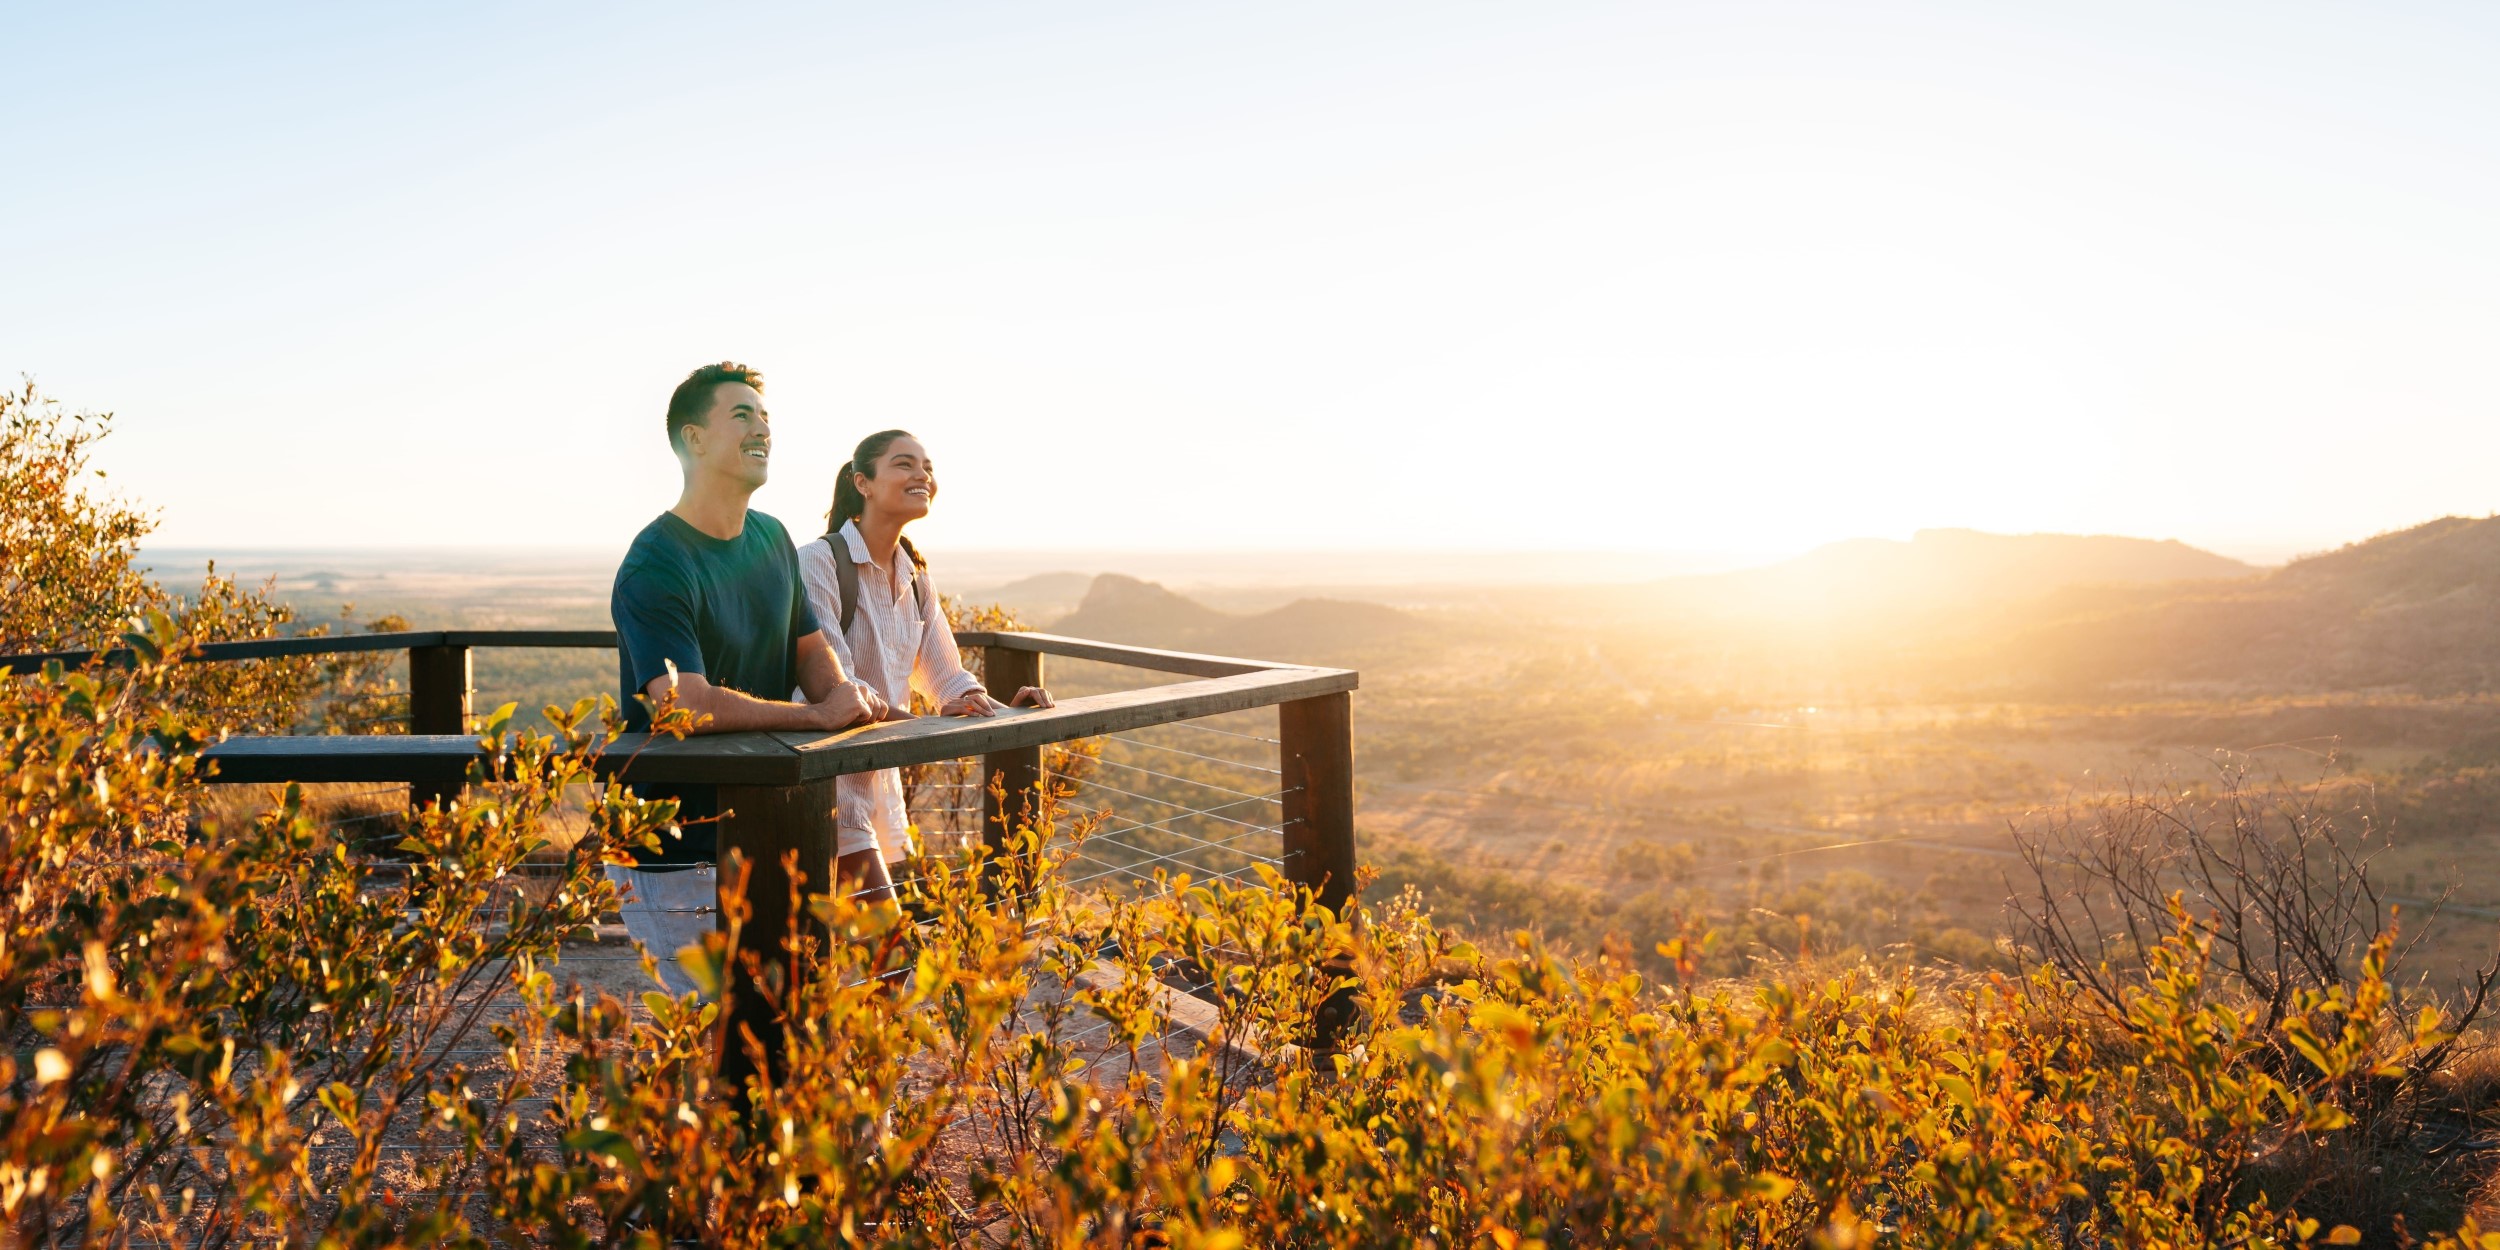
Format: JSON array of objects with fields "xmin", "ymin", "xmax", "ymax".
[
  {"xmin": 1625, "ymin": 528, "xmax": 2257, "ymax": 633},
  {"xmin": 1993, "ymin": 516, "xmax": 2500, "ymax": 694},
  {"xmin": 1046, "ymin": 574, "xmax": 1427, "ymax": 666}
]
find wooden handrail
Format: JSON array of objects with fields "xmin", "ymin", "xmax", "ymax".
[
  {"xmin": 10, "ymin": 628, "xmax": 1280, "ymax": 677},
  {"xmin": 199, "ymin": 664, "xmax": 1357, "ymax": 786},
  {"xmin": 0, "ymin": 628, "xmax": 619, "ymax": 671},
  {"xmin": 953, "ymin": 630, "xmax": 1299, "ymax": 678}
]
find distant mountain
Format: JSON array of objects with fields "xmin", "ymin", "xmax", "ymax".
[
  {"xmin": 1995, "ymin": 516, "xmax": 2500, "ymax": 694},
  {"xmin": 1046, "ymin": 574, "xmax": 1428, "ymax": 665},
  {"xmin": 959, "ymin": 570, "xmax": 1096, "ymax": 622},
  {"xmin": 1202, "ymin": 599, "xmax": 1425, "ymax": 661},
  {"xmin": 1626, "ymin": 528, "xmax": 2257, "ymax": 633},
  {"xmin": 1049, "ymin": 575, "xmax": 1231, "ymax": 645}
]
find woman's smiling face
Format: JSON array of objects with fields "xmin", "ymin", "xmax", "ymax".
[{"xmin": 856, "ymin": 435, "xmax": 934, "ymax": 522}]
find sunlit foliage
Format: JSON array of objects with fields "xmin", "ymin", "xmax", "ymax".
[{"xmin": 5, "ymin": 619, "xmax": 2491, "ymax": 1246}]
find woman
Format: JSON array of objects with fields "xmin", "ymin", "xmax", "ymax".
[{"xmin": 797, "ymin": 429, "xmax": 1053, "ymax": 903}]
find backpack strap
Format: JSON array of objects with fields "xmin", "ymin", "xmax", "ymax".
[
  {"xmin": 899, "ymin": 535, "xmax": 931, "ymax": 621},
  {"xmin": 823, "ymin": 533, "xmax": 926, "ymax": 635},
  {"xmin": 826, "ymin": 535, "xmax": 861, "ymax": 635}
]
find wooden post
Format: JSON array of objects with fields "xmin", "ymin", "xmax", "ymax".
[
  {"xmin": 1280, "ymin": 691, "xmax": 1359, "ymax": 1048},
  {"xmin": 980, "ymin": 645, "xmax": 1045, "ymax": 859},
  {"xmin": 714, "ymin": 778, "xmax": 840, "ymax": 1097},
  {"xmin": 407, "ymin": 644, "xmax": 471, "ymax": 810},
  {"xmin": 1279, "ymin": 691, "xmax": 1356, "ymax": 916}
]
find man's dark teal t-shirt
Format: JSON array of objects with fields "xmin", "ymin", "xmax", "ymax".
[{"xmin": 611, "ymin": 510, "xmax": 820, "ymax": 734}]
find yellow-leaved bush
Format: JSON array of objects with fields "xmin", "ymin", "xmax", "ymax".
[{"xmin": 0, "ymin": 615, "xmax": 2485, "ymax": 1248}]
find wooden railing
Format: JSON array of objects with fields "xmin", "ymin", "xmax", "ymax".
[
  {"xmin": 5, "ymin": 627, "xmax": 1360, "ymax": 1067},
  {"xmin": 3, "ymin": 629, "xmax": 614, "ymax": 738}
]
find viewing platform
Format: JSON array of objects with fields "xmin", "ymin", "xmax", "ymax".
[{"xmin": 6, "ymin": 624, "xmax": 1362, "ymax": 1076}]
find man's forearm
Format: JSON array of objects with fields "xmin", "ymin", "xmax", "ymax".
[
  {"xmin": 678, "ymin": 683, "xmax": 826, "ymax": 733},
  {"xmin": 796, "ymin": 634, "xmax": 847, "ymax": 704}
]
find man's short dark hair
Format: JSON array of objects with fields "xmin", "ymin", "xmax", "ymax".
[{"xmin": 666, "ymin": 362, "xmax": 764, "ymax": 452}]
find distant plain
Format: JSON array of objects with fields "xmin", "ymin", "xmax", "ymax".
[{"xmin": 150, "ymin": 519, "xmax": 2500, "ymax": 988}]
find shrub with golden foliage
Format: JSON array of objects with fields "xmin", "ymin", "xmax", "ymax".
[
  {"xmin": 9, "ymin": 614, "xmax": 2495, "ymax": 1247},
  {"xmin": 0, "ymin": 380, "xmax": 402, "ymax": 736},
  {"xmin": 0, "ymin": 381, "xmax": 156, "ymax": 658},
  {"xmin": 0, "ymin": 612, "xmax": 653, "ymax": 1244}
]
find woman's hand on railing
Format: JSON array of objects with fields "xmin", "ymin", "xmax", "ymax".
[{"xmin": 941, "ymin": 686, "xmax": 1055, "ymax": 717}]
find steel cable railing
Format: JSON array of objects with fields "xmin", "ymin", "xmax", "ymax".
[
  {"xmin": 904, "ymin": 764, "xmax": 987, "ymax": 856},
  {"xmin": 1072, "ymin": 717, "xmax": 1292, "ymax": 878},
  {"xmin": 1101, "ymin": 732, "xmax": 1282, "ymax": 775},
  {"xmin": 1022, "ymin": 716, "xmax": 1308, "ymax": 1062}
]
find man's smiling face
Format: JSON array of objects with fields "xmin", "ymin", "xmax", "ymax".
[{"xmin": 680, "ymin": 381, "xmax": 772, "ymax": 489}]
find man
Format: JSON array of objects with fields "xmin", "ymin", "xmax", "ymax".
[{"xmin": 610, "ymin": 362, "xmax": 888, "ymax": 889}]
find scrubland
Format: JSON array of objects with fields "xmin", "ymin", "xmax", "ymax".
[
  {"xmin": 17, "ymin": 381, "xmax": 2500, "ymax": 1244},
  {"xmin": 22, "ymin": 623, "xmax": 2500, "ymax": 1246}
]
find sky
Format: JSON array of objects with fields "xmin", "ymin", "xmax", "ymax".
[{"xmin": 6, "ymin": 1, "xmax": 2497, "ymax": 564}]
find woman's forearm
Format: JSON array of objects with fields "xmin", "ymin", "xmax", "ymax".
[{"xmin": 915, "ymin": 591, "xmax": 985, "ymax": 706}]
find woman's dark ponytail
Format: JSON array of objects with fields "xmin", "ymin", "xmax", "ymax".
[
  {"xmin": 827, "ymin": 464, "xmax": 868, "ymax": 534},
  {"xmin": 825, "ymin": 428, "xmax": 928, "ymax": 569}
]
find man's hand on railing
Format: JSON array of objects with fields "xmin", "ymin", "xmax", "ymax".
[
  {"xmin": 643, "ymin": 669, "xmax": 894, "ymax": 734},
  {"xmin": 940, "ymin": 686, "xmax": 1055, "ymax": 717},
  {"xmin": 809, "ymin": 680, "xmax": 894, "ymax": 731}
]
